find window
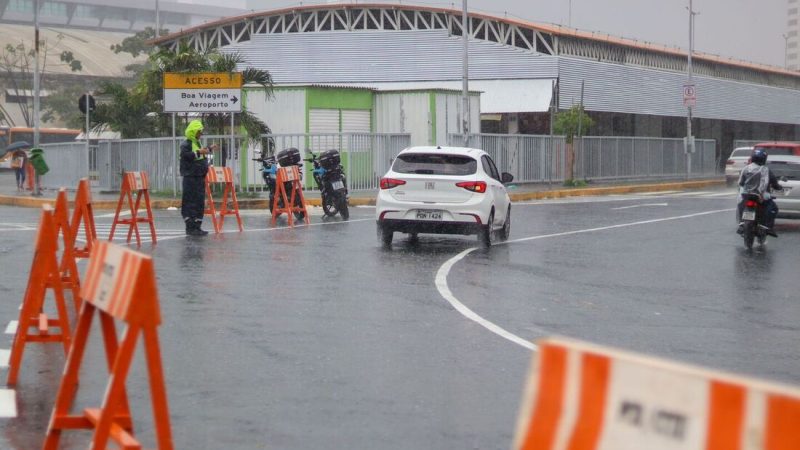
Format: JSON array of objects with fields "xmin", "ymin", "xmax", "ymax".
[
  {"xmin": 481, "ymin": 155, "xmax": 501, "ymax": 181},
  {"xmin": 40, "ymin": 1, "xmax": 67, "ymax": 17},
  {"xmin": 8, "ymin": 0, "xmax": 33, "ymax": 13},
  {"xmin": 393, "ymin": 154, "xmax": 477, "ymax": 176},
  {"xmin": 74, "ymin": 5, "xmax": 97, "ymax": 18},
  {"xmin": 767, "ymin": 162, "xmax": 800, "ymax": 180}
]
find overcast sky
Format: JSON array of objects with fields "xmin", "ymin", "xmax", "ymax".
[{"xmin": 241, "ymin": 0, "xmax": 789, "ymax": 68}]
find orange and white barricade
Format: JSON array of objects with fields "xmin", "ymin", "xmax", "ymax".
[
  {"xmin": 71, "ymin": 178, "xmax": 97, "ymax": 259},
  {"xmin": 44, "ymin": 241, "xmax": 173, "ymax": 450},
  {"xmin": 514, "ymin": 337, "xmax": 800, "ymax": 450},
  {"xmin": 270, "ymin": 165, "xmax": 309, "ymax": 227},
  {"xmin": 109, "ymin": 171, "xmax": 157, "ymax": 246},
  {"xmin": 205, "ymin": 165, "xmax": 243, "ymax": 233},
  {"xmin": 53, "ymin": 189, "xmax": 81, "ymax": 313},
  {"xmin": 7, "ymin": 205, "xmax": 73, "ymax": 385}
]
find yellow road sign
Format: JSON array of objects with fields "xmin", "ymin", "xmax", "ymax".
[{"xmin": 163, "ymin": 72, "xmax": 242, "ymax": 89}]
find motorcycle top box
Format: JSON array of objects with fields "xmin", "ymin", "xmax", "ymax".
[
  {"xmin": 277, "ymin": 148, "xmax": 301, "ymax": 166},
  {"xmin": 319, "ymin": 149, "xmax": 341, "ymax": 170}
]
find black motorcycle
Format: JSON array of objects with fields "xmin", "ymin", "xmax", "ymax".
[
  {"xmin": 739, "ymin": 193, "xmax": 768, "ymax": 250},
  {"xmin": 306, "ymin": 149, "xmax": 349, "ymax": 220},
  {"xmin": 254, "ymin": 148, "xmax": 305, "ymax": 221}
]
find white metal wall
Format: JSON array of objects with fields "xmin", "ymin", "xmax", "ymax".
[
  {"xmin": 226, "ymin": 29, "xmax": 558, "ymax": 84},
  {"xmin": 558, "ymin": 57, "xmax": 800, "ymax": 124},
  {"xmin": 374, "ymin": 92, "xmax": 431, "ymax": 146},
  {"xmin": 435, "ymin": 92, "xmax": 480, "ymax": 147},
  {"xmin": 244, "ymin": 88, "xmax": 307, "ymax": 134}
]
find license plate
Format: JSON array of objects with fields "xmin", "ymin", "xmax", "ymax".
[
  {"xmin": 742, "ymin": 210, "xmax": 756, "ymax": 220},
  {"xmin": 416, "ymin": 210, "xmax": 443, "ymax": 220},
  {"xmin": 331, "ymin": 180, "xmax": 344, "ymax": 190}
]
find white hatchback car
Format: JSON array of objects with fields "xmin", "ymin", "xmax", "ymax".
[
  {"xmin": 724, "ymin": 146, "xmax": 753, "ymax": 186},
  {"xmin": 768, "ymin": 156, "xmax": 800, "ymax": 218},
  {"xmin": 376, "ymin": 146, "xmax": 513, "ymax": 247}
]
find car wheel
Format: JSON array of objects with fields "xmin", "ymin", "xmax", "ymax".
[
  {"xmin": 479, "ymin": 211, "xmax": 494, "ymax": 247},
  {"xmin": 378, "ymin": 224, "xmax": 393, "ymax": 247},
  {"xmin": 499, "ymin": 206, "xmax": 511, "ymax": 241}
]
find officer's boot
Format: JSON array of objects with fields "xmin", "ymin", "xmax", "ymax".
[
  {"xmin": 193, "ymin": 217, "xmax": 209, "ymax": 236},
  {"xmin": 184, "ymin": 217, "xmax": 194, "ymax": 235}
]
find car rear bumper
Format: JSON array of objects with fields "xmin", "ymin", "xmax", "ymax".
[{"xmin": 377, "ymin": 219, "xmax": 483, "ymax": 235}]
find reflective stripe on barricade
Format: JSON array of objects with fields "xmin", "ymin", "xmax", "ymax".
[
  {"xmin": 204, "ymin": 165, "xmax": 243, "ymax": 233},
  {"xmin": 7, "ymin": 205, "xmax": 72, "ymax": 386},
  {"xmin": 109, "ymin": 171, "xmax": 156, "ymax": 246},
  {"xmin": 514, "ymin": 337, "xmax": 800, "ymax": 450},
  {"xmin": 44, "ymin": 240, "xmax": 172, "ymax": 450},
  {"xmin": 71, "ymin": 178, "xmax": 97, "ymax": 259},
  {"xmin": 270, "ymin": 166, "xmax": 309, "ymax": 227}
]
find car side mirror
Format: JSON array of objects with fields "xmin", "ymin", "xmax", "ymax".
[{"xmin": 501, "ymin": 172, "xmax": 514, "ymax": 184}]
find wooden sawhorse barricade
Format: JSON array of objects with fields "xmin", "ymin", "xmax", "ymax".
[
  {"xmin": 7, "ymin": 205, "xmax": 73, "ymax": 385},
  {"xmin": 109, "ymin": 172, "xmax": 156, "ymax": 246},
  {"xmin": 44, "ymin": 241, "xmax": 172, "ymax": 450},
  {"xmin": 270, "ymin": 165, "xmax": 309, "ymax": 227},
  {"xmin": 205, "ymin": 165, "xmax": 243, "ymax": 233},
  {"xmin": 71, "ymin": 178, "xmax": 98, "ymax": 259}
]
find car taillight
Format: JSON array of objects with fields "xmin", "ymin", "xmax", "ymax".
[
  {"xmin": 726, "ymin": 160, "xmax": 735, "ymax": 165},
  {"xmin": 379, "ymin": 178, "xmax": 406, "ymax": 189},
  {"xmin": 745, "ymin": 200, "xmax": 757, "ymax": 208},
  {"xmin": 456, "ymin": 181, "xmax": 487, "ymax": 193}
]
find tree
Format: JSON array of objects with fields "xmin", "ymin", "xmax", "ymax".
[
  {"xmin": 0, "ymin": 35, "xmax": 82, "ymax": 127},
  {"xmin": 96, "ymin": 42, "xmax": 274, "ymax": 139},
  {"xmin": 554, "ymin": 105, "xmax": 594, "ymax": 183}
]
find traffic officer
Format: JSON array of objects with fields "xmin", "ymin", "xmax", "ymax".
[{"xmin": 180, "ymin": 120, "xmax": 217, "ymax": 236}]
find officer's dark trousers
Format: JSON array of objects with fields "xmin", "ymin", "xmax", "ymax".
[{"xmin": 181, "ymin": 176, "xmax": 205, "ymax": 225}]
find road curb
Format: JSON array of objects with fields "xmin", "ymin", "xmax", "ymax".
[{"xmin": 0, "ymin": 180, "xmax": 725, "ymax": 210}]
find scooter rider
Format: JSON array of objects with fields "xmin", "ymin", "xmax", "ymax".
[
  {"xmin": 180, "ymin": 120, "xmax": 218, "ymax": 236},
  {"xmin": 737, "ymin": 148, "xmax": 782, "ymax": 237}
]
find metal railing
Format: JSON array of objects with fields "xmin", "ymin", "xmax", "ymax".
[{"xmin": 450, "ymin": 134, "xmax": 717, "ymax": 183}]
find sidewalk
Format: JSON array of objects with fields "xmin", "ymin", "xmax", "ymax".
[{"xmin": 0, "ymin": 170, "xmax": 725, "ymax": 210}]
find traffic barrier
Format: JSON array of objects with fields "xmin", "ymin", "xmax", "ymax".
[
  {"xmin": 70, "ymin": 178, "xmax": 97, "ymax": 259},
  {"xmin": 25, "ymin": 163, "xmax": 34, "ymax": 191},
  {"xmin": 7, "ymin": 205, "xmax": 72, "ymax": 386},
  {"xmin": 270, "ymin": 165, "xmax": 309, "ymax": 227},
  {"xmin": 43, "ymin": 240, "xmax": 173, "ymax": 450},
  {"xmin": 109, "ymin": 171, "xmax": 157, "ymax": 246},
  {"xmin": 205, "ymin": 165, "xmax": 243, "ymax": 233},
  {"xmin": 513, "ymin": 337, "xmax": 800, "ymax": 450},
  {"xmin": 53, "ymin": 189, "xmax": 81, "ymax": 313}
]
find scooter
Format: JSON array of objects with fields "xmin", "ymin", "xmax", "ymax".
[
  {"xmin": 305, "ymin": 149, "xmax": 349, "ymax": 220},
  {"xmin": 253, "ymin": 149, "xmax": 305, "ymax": 221}
]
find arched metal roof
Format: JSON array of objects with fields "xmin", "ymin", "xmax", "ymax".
[{"xmin": 151, "ymin": 3, "xmax": 800, "ymax": 88}]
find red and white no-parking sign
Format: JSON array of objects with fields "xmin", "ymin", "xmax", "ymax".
[{"xmin": 683, "ymin": 84, "xmax": 697, "ymax": 107}]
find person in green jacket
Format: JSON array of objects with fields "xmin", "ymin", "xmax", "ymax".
[{"xmin": 179, "ymin": 120, "xmax": 217, "ymax": 236}]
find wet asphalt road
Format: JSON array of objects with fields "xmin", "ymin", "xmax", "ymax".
[{"xmin": 0, "ymin": 186, "xmax": 798, "ymax": 449}]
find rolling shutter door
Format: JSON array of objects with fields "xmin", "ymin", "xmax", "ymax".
[
  {"xmin": 309, "ymin": 109, "xmax": 340, "ymax": 133},
  {"xmin": 341, "ymin": 110, "xmax": 371, "ymax": 133}
]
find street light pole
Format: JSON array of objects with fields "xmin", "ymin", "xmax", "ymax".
[
  {"xmin": 33, "ymin": 0, "xmax": 41, "ymax": 195},
  {"xmin": 686, "ymin": 0, "xmax": 695, "ymax": 179},
  {"xmin": 461, "ymin": 0, "xmax": 470, "ymax": 146}
]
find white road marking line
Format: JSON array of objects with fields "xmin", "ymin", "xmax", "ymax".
[
  {"xmin": 96, "ymin": 211, "xmax": 131, "ymax": 218},
  {"xmin": 0, "ymin": 390, "xmax": 17, "ymax": 418},
  {"xmin": 435, "ymin": 208, "xmax": 734, "ymax": 351},
  {"xmin": 5, "ymin": 321, "xmax": 17, "ymax": 335},
  {"xmin": 668, "ymin": 191, "xmax": 715, "ymax": 197},
  {"xmin": 702, "ymin": 192, "xmax": 738, "ymax": 197},
  {"xmin": 636, "ymin": 190, "xmax": 681, "ymax": 196},
  {"xmin": 517, "ymin": 196, "xmax": 652, "ymax": 206},
  {"xmin": 0, "ymin": 349, "xmax": 9, "ymax": 368},
  {"xmin": 611, "ymin": 203, "xmax": 669, "ymax": 210},
  {"xmin": 0, "ymin": 227, "xmax": 35, "ymax": 231}
]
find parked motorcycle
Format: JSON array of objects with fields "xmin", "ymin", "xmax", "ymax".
[
  {"xmin": 253, "ymin": 148, "xmax": 305, "ymax": 221},
  {"xmin": 305, "ymin": 149, "xmax": 349, "ymax": 220}
]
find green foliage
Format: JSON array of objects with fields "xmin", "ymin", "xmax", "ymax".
[
  {"xmin": 110, "ymin": 27, "xmax": 166, "ymax": 58},
  {"xmin": 553, "ymin": 105, "xmax": 594, "ymax": 144},
  {"xmin": 98, "ymin": 42, "xmax": 273, "ymax": 139},
  {"xmin": 562, "ymin": 179, "xmax": 588, "ymax": 187}
]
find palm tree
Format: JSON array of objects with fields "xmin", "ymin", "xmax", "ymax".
[{"xmin": 95, "ymin": 42, "xmax": 274, "ymax": 139}]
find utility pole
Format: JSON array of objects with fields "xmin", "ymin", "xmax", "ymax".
[
  {"xmin": 156, "ymin": 0, "xmax": 161, "ymax": 37},
  {"xmin": 33, "ymin": 0, "xmax": 41, "ymax": 195},
  {"xmin": 685, "ymin": 0, "xmax": 696, "ymax": 179},
  {"xmin": 461, "ymin": 0, "xmax": 470, "ymax": 146}
]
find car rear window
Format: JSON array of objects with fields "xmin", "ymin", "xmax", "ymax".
[
  {"xmin": 768, "ymin": 161, "xmax": 800, "ymax": 180},
  {"xmin": 755, "ymin": 146, "xmax": 799, "ymax": 156},
  {"xmin": 393, "ymin": 153, "xmax": 477, "ymax": 175},
  {"xmin": 731, "ymin": 149, "xmax": 752, "ymax": 157}
]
